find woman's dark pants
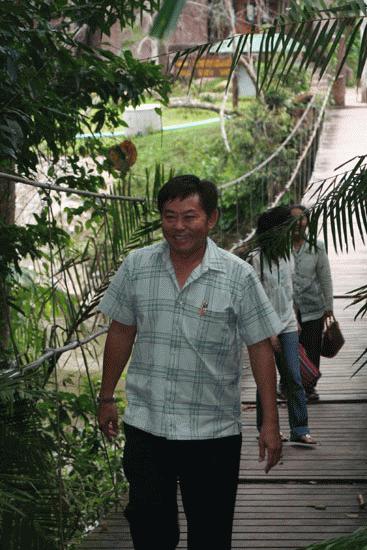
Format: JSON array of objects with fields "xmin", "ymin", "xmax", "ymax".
[{"xmin": 299, "ymin": 315, "xmax": 324, "ymax": 372}]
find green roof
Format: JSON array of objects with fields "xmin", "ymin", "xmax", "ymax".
[{"xmin": 209, "ymin": 33, "xmax": 298, "ymax": 54}]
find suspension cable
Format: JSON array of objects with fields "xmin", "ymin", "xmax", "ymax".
[
  {"xmin": 218, "ymin": 86, "xmax": 325, "ymax": 191},
  {"xmin": 0, "ymin": 172, "xmax": 145, "ymax": 202}
]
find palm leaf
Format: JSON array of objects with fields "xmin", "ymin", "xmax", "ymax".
[
  {"xmin": 150, "ymin": 0, "xmax": 187, "ymax": 39},
  {"xmin": 346, "ymin": 284, "xmax": 367, "ymax": 319},
  {"xmin": 0, "ymin": 397, "xmax": 64, "ymax": 547},
  {"xmin": 226, "ymin": 34, "xmax": 249, "ymax": 92},
  {"xmin": 164, "ymin": 2, "xmax": 367, "ymax": 94},
  {"xmin": 335, "ymin": 17, "xmax": 363, "ymax": 79},
  {"xmin": 357, "ymin": 21, "xmax": 367, "ymax": 79},
  {"xmin": 351, "ymin": 349, "xmax": 367, "ymax": 377},
  {"xmin": 308, "ymin": 156, "xmax": 367, "ymax": 253},
  {"xmin": 304, "ymin": 526, "xmax": 367, "ymax": 549},
  {"xmin": 268, "ymin": 25, "xmax": 301, "ymax": 87}
]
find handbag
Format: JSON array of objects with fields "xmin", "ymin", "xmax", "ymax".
[
  {"xmin": 299, "ymin": 343, "xmax": 321, "ymax": 391},
  {"xmin": 321, "ymin": 314, "xmax": 345, "ymax": 358}
]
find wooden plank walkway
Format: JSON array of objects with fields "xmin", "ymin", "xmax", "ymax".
[{"xmin": 80, "ymin": 89, "xmax": 367, "ymax": 549}]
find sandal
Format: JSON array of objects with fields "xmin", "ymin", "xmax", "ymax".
[
  {"xmin": 307, "ymin": 390, "xmax": 320, "ymax": 402},
  {"xmin": 291, "ymin": 434, "xmax": 317, "ymax": 445}
]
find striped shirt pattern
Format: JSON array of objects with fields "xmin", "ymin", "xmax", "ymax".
[{"xmin": 98, "ymin": 238, "xmax": 282, "ymax": 440}]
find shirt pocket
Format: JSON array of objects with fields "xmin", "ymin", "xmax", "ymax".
[{"xmin": 182, "ymin": 292, "xmax": 234, "ymax": 351}]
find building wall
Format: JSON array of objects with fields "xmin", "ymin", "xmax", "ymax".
[
  {"xmin": 100, "ymin": 1, "xmax": 288, "ymax": 65},
  {"xmin": 101, "ymin": 1, "xmax": 208, "ymax": 61},
  {"xmin": 168, "ymin": 0, "xmax": 208, "ymax": 50}
]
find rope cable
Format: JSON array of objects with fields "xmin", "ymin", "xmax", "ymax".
[
  {"xmin": 0, "ymin": 172, "xmax": 145, "ymax": 202},
  {"xmin": 218, "ymin": 88, "xmax": 321, "ymax": 191},
  {"xmin": 229, "ymin": 82, "xmax": 333, "ymax": 251}
]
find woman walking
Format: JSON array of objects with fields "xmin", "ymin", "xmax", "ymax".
[
  {"xmin": 251, "ymin": 206, "xmax": 316, "ymax": 444},
  {"xmin": 290, "ymin": 204, "xmax": 334, "ymax": 401}
]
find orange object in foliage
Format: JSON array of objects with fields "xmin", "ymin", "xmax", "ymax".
[{"xmin": 108, "ymin": 140, "xmax": 137, "ymax": 173}]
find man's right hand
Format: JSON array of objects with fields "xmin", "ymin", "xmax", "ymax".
[
  {"xmin": 269, "ymin": 335, "xmax": 281, "ymax": 354},
  {"xmin": 258, "ymin": 425, "xmax": 282, "ymax": 473},
  {"xmin": 98, "ymin": 402, "xmax": 119, "ymax": 441}
]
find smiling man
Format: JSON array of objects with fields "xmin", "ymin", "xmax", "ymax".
[{"xmin": 97, "ymin": 174, "xmax": 283, "ymax": 550}]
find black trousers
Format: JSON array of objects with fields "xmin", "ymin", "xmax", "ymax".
[
  {"xmin": 298, "ymin": 315, "xmax": 324, "ymax": 372},
  {"xmin": 122, "ymin": 422, "xmax": 242, "ymax": 550}
]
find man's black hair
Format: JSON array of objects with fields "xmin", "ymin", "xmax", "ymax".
[{"xmin": 157, "ymin": 174, "xmax": 218, "ymax": 217}]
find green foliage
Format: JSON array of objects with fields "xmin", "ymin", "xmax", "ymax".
[
  {"xmin": 0, "ymin": 3, "xmax": 170, "ymax": 544},
  {"xmin": 37, "ymin": 376, "xmax": 127, "ymax": 545},
  {"xmin": 0, "ymin": 374, "xmax": 127, "ymax": 548},
  {"xmin": 0, "ymin": 164, "xmax": 164, "ymax": 545},
  {"xmin": 169, "ymin": 2, "xmax": 367, "ymax": 93},
  {"xmin": 0, "ymin": 214, "xmax": 70, "ymax": 279},
  {"xmin": 0, "ymin": 398, "xmax": 63, "ymax": 549},
  {"xmin": 304, "ymin": 526, "xmax": 367, "ymax": 549},
  {"xmin": 1, "ymin": 7, "xmax": 170, "ymax": 170},
  {"xmin": 0, "ymin": 0, "xmax": 171, "ymax": 278},
  {"xmin": 108, "ymin": 96, "xmax": 295, "ymax": 193},
  {"xmin": 218, "ymin": 102, "xmax": 296, "ymax": 234},
  {"xmin": 5, "ymin": 167, "xmax": 165, "ymax": 368},
  {"xmin": 307, "ymin": 157, "xmax": 367, "ymax": 255},
  {"xmin": 8, "ymin": 270, "xmax": 74, "ymax": 364}
]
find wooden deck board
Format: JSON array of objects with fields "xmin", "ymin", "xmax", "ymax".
[
  {"xmin": 81, "ymin": 483, "xmax": 367, "ymax": 549},
  {"xmin": 241, "ymin": 298, "xmax": 367, "ymax": 403},
  {"xmin": 79, "ymin": 90, "xmax": 367, "ymax": 549}
]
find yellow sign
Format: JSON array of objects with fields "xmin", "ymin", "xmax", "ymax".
[{"xmin": 174, "ymin": 55, "xmax": 232, "ymax": 79}]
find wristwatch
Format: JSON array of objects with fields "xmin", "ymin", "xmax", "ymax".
[{"xmin": 97, "ymin": 396, "xmax": 116, "ymax": 404}]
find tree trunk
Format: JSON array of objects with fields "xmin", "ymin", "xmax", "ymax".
[
  {"xmin": 0, "ymin": 175, "xmax": 16, "ymax": 361},
  {"xmin": 332, "ymin": 36, "xmax": 346, "ymax": 107},
  {"xmin": 232, "ymin": 73, "xmax": 239, "ymax": 109},
  {"xmin": 158, "ymin": 41, "xmax": 169, "ymax": 74}
]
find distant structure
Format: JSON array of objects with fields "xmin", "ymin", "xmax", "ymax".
[
  {"xmin": 99, "ymin": 1, "xmax": 289, "ymax": 64},
  {"xmin": 86, "ymin": 1, "xmax": 290, "ymax": 131}
]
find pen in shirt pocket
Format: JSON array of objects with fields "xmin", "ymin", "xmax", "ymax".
[{"xmin": 198, "ymin": 300, "xmax": 208, "ymax": 317}]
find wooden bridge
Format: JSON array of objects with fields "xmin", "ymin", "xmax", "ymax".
[{"xmin": 79, "ymin": 89, "xmax": 367, "ymax": 549}]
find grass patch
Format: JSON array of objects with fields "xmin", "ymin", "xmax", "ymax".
[
  {"xmin": 94, "ymin": 98, "xmax": 294, "ymax": 199},
  {"xmin": 160, "ymin": 107, "xmax": 219, "ymax": 126}
]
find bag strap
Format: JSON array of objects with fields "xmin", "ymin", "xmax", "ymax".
[{"xmin": 324, "ymin": 313, "xmax": 337, "ymax": 330}]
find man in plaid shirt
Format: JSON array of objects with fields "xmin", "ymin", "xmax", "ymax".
[{"xmin": 98, "ymin": 175, "xmax": 282, "ymax": 550}]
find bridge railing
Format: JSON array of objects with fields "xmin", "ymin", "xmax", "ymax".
[
  {"xmin": 0, "ymin": 83, "xmax": 332, "ymax": 548},
  {"xmin": 216, "ymin": 82, "xmax": 333, "ymax": 250}
]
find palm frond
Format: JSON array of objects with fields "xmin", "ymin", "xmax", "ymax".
[
  {"xmin": 346, "ymin": 284, "xmax": 367, "ymax": 319},
  {"xmin": 166, "ymin": 2, "xmax": 367, "ymax": 93},
  {"xmin": 352, "ymin": 348, "xmax": 367, "ymax": 377},
  {"xmin": 0, "ymin": 398, "xmax": 64, "ymax": 548},
  {"xmin": 307, "ymin": 156, "xmax": 367, "ymax": 253},
  {"xmin": 150, "ymin": 0, "xmax": 188, "ymax": 39},
  {"xmin": 304, "ymin": 526, "xmax": 367, "ymax": 549}
]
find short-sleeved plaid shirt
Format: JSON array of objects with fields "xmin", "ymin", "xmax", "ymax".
[{"xmin": 98, "ymin": 238, "xmax": 282, "ymax": 440}]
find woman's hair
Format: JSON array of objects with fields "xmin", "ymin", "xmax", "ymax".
[
  {"xmin": 256, "ymin": 206, "xmax": 292, "ymax": 265},
  {"xmin": 256, "ymin": 206, "xmax": 291, "ymax": 235}
]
